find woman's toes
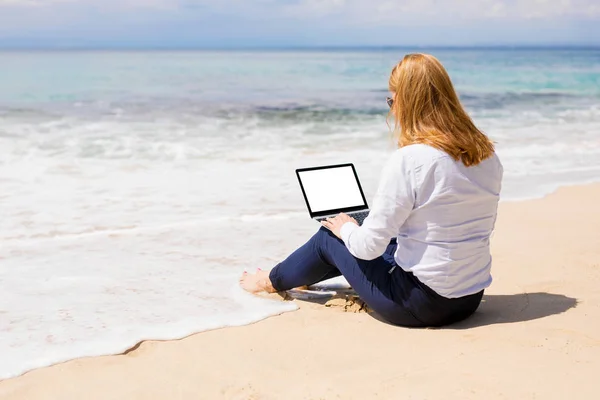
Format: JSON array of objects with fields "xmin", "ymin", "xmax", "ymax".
[{"xmin": 239, "ymin": 269, "xmax": 275, "ymax": 294}]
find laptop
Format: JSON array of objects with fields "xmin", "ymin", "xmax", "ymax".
[{"xmin": 296, "ymin": 163, "xmax": 370, "ymax": 226}]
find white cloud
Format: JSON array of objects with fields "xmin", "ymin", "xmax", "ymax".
[
  {"xmin": 0, "ymin": 0, "xmax": 597, "ymax": 44},
  {"xmin": 0, "ymin": 0, "xmax": 70, "ymax": 5},
  {"xmin": 0, "ymin": 0, "xmax": 173, "ymax": 8},
  {"xmin": 1, "ymin": 0, "xmax": 598, "ymax": 20},
  {"xmin": 279, "ymin": 0, "xmax": 600, "ymax": 22}
]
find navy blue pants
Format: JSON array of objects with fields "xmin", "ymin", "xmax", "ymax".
[{"xmin": 269, "ymin": 227, "xmax": 483, "ymax": 327}]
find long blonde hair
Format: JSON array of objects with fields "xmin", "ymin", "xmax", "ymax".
[{"xmin": 388, "ymin": 53, "xmax": 494, "ymax": 167}]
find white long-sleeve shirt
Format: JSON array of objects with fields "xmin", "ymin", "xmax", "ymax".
[{"xmin": 340, "ymin": 144, "xmax": 503, "ymax": 298}]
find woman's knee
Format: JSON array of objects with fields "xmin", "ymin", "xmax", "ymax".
[
  {"xmin": 312, "ymin": 226, "xmax": 331, "ymax": 249},
  {"xmin": 316, "ymin": 226, "xmax": 329, "ymax": 234},
  {"xmin": 317, "ymin": 226, "xmax": 342, "ymax": 240},
  {"xmin": 310, "ymin": 226, "xmax": 344, "ymax": 262},
  {"xmin": 314, "ymin": 226, "xmax": 344, "ymax": 246}
]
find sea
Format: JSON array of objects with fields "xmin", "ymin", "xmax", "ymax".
[{"xmin": 1, "ymin": 48, "xmax": 599, "ymax": 379}]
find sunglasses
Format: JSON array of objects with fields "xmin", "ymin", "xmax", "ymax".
[{"xmin": 386, "ymin": 97, "xmax": 394, "ymax": 108}]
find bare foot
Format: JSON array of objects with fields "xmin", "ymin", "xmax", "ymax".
[{"xmin": 239, "ymin": 269, "xmax": 276, "ymax": 294}]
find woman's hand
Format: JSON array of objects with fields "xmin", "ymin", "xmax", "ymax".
[{"xmin": 321, "ymin": 213, "xmax": 358, "ymax": 239}]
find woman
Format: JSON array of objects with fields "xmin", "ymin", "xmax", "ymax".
[{"xmin": 240, "ymin": 53, "xmax": 503, "ymax": 327}]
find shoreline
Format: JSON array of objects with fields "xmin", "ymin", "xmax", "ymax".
[
  {"xmin": 498, "ymin": 176, "xmax": 600, "ymax": 203},
  {"xmin": 1, "ymin": 182, "xmax": 599, "ymax": 399}
]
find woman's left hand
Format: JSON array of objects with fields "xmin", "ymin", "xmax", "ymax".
[{"xmin": 321, "ymin": 213, "xmax": 358, "ymax": 239}]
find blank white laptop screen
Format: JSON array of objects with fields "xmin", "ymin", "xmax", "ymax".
[{"xmin": 297, "ymin": 166, "xmax": 366, "ymax": 213}]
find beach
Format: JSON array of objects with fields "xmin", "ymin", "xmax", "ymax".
[
  {"xmin": 0, "ymin": 48, "xmax": 599, "ymax": 397},
  {"xmin": 1, "ymin": 183, "xmax": 598, "ymax": 400}
]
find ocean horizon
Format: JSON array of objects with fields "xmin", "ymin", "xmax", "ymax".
[
  {"xmin": 1, "ymin": 47, "xmax": 599, "ymax": 379},
  {"xmin": 1, "ymin": 45, "xmax": 599, "ymax": 51}
]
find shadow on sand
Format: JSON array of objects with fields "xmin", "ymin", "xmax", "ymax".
[
  {"xmin": 297, "ymin": 291, "xmax": 578, "ymax": 329},
  {"xmin": 447, "ymin": 292, "xmax": 578, "ymax": 329}
]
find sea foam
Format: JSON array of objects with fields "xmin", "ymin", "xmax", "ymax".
[{"xmin": 0, "ymin": 219, "xmax": 303, "ymax": 380}]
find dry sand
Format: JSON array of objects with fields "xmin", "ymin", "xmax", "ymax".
[{"xmin": 1, "ymin": 184, "xmax": 599, "ymax": 400}]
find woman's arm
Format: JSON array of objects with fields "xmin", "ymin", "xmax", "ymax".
[{"xmin": 340, "ymin": 150, "xmax": 416, "ymax": 260}]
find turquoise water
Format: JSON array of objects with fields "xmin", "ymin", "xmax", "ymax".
[
  {"xmin": 2, "ymin": 49, "xmax": 599, "ymax": 196},
  {"xmin": 0, "ymin": 48, "xmax": 599, "ymax": 379},
  {"xmin": 1, "ymin": 49, "xmax": 599, "ymax": 116}
]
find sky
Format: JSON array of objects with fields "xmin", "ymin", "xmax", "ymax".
[{"xmin": 0, "ymin": 0, "xmax": 599, "ymax": 48}]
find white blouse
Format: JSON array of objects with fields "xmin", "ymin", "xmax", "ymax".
[{"xmin": 340, "ymin": 144, "xmax": 503, "ymax": 298}]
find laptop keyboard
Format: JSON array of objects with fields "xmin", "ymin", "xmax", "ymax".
[
  {"xmin": 350, "ymin": 211, "xmax": 370, "ymax": 226},
  {"xmin": 316, "ymin": 211, "xmax": 369, "ymax": 226}
]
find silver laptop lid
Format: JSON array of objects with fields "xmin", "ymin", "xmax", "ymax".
[{"xmin": 296, "ymin": 163, "xmax": 369, "ymax": 218}]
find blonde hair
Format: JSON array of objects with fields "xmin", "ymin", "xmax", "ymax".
[{"xmin": 388, "ymin": 53, "xmax": 494, "ymax": 167}]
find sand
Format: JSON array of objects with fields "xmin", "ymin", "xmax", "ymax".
[{"xmin": 1, "ymin": 184, "xmax": 599, "ymax": 400}]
